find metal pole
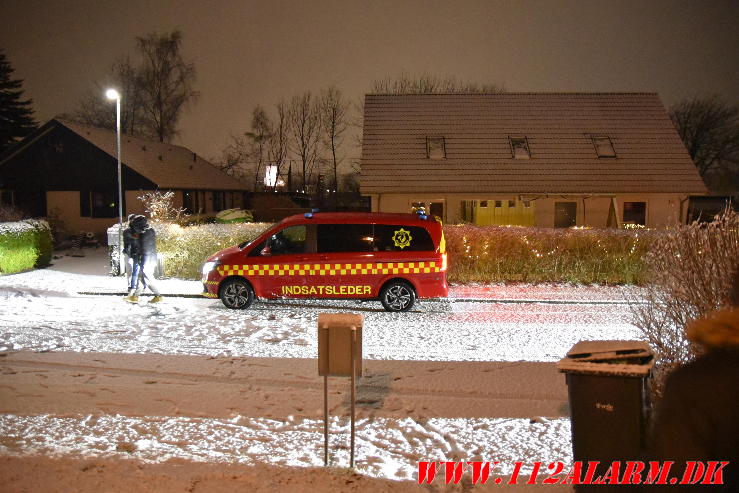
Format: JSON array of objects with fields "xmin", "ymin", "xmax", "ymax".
[
  {"xmin": 350, "ymin": 326, "xmax": 356, "ymax": 468},
  {"xmin": 115, "ymin": 96, "xmax": 123, "ymax": 275},
  {"xmin": 323, "ymin": 374, "xmax": 328, "ymax": 466}
]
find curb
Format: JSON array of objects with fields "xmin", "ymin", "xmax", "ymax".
[{"xmin": 77, "ymin": 291, "xmax": 638, "ymax": 305}]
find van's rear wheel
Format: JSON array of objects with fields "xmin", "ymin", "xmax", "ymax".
[
  {"xmin": 380, "ymin": 280, "xmax": 416, "ymax": 312},
  {"xmin": 220, "ymin": 278, "xmax": 254, "ymax": 309}
]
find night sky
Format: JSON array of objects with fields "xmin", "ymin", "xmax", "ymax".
[{"xmin": 2, "ymin": 0, "xmax": 738, "ymax": 163}]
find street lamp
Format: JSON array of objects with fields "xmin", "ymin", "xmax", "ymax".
[{"xmin": 106, "ymin": 88, "xmax": 124, "ymax": 275}]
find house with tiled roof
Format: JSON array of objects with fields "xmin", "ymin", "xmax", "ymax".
[
  {"xmin": 360, "ymin": 93, "xmax": 707, "ymax": 227},
  {"xmin": 0, "ymin": 119, "xmax": 248, "ymax": 235}
]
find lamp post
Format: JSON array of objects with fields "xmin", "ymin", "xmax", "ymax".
[{"xmin": 106, "ymin": 88, "xmax": 124, "ymax": 275}]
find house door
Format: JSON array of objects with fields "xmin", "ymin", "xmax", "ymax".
[{"xmin": 554, "ymin": 202, "xmax": 577, "ymax": 228}]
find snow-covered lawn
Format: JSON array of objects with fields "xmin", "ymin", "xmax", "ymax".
[{"xmin": 0, "ymin": 249, "xmax": 644, "ymax": 486}]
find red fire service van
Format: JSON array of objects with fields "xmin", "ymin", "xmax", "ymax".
[{"xmin": 201, "ymin": 212, "xmax": 448, "ymax": 312}]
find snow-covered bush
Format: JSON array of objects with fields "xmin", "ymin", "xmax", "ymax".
[
  {"xmin": 137, "ymin": 191, "xmax": 190, "ymax": 225},
  {"xmin": 630, "ymin": 209, "xmax": 739, "ymax": 400},
  {"xmin": 155, "ymin": 222, "xmax": 272, "ymax": 279},
  {"xmin": 444, "ymin": 225, "xmax": 653, "ymax": 285},
  {"xmin": 0, "ymin": 220, "xmax": 53, "ymax": 274}
]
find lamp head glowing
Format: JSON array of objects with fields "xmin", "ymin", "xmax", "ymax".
[{"xmin": 105, "ymin": 88, "xmax": 120, "ymax": 100}]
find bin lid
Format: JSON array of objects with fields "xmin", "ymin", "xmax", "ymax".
[{"xmin": 558, "ymin": 340, "xmax": 654, "ymax": 377}]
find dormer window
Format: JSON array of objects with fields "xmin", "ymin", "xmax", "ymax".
[
  {"xmin": 592, "ymin": 135, "xmax": 616, "ymax": 157},
  {"xmin": 509, "ymin": 137, "xmax": 530, "ymax": 159},
  {"xmin": 426, "ymin": 137, "xmax": 446, "ymax": 159}
]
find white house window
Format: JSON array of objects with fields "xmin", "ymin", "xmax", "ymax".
[
  {"xmin": 592, "ymin": 135, "xmax": 616, "ymax": 157},
  {"xmin": 426, "ymin": 137, "xmax": 446, "ymax": 159},
  {"xmin": 509, "ymin": 137, "xmax": 530, "ymax": 159}
]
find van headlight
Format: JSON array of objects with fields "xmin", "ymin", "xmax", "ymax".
[{"xmin": 202, "ymin": 260, "xmax": 219, "ymax": 277}]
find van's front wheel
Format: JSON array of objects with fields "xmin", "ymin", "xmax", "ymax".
[
  {"xmin": 380, "ymin": 280, "xmax": 416, "ymax": 312},
  {"xmin": 220, "ymin": 278, "xmax": 254, "ymax": 309}
]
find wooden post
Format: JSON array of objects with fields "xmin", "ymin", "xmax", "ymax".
[{"xmin": 317, "ymin": 313, "xmax": 363, "ymax": 469}]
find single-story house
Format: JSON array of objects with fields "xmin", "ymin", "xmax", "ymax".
[
  {"xmin": 360, "ymin": 93, "xmax": 708, "ymax": 228},
  {"xmin": 0, "ymin": 119, "xmax": 248, "ymax": 235}
]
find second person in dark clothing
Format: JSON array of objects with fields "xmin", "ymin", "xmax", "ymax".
[{"xmin": 128, "ymin": 215, "xmax": 162, "ymax": 303}]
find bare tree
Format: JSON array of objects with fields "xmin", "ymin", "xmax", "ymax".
[
  {"xmin": 629, "ymin": 209, "xmax": 739, "ymax": 400},
  {"xmin": 320, "ymin": 86, "xmax": 349, "ymax": 193},
  {"xmin": 267, "ymin": 101, "xmax": 288, "ymax": 191},
  {"xmin": 67, "ymin": 56, "xmax": 145, "ymax": 136},
  {"xmin": 216, "ymin": 136, "xmax": 248, "ymax": 178},
  {"xmin": 244, "ymin": 106, "xmax": 272, "ymax": 190},
  {"xmin": 288, "ymin": 92, "xmax": 322, "ymax": 193},
  {"xmin": 669, "ymin": 95, "xmax": 739, "ymax": 177},
  {"xmin": 136, "ymin": 30, "xmax": 199, "ymax": 142},
  {"xmin": 371, "ymin": 71, "xmax": 505, "ymax": 94}
]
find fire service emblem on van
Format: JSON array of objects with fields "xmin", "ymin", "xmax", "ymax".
[{"xmin": 392, "ymin": 228, "xmax": 413, "ymax": 249}]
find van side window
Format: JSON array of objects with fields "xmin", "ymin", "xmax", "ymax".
[
  {"xmin": 317, "ymin": 224, "xmax": 374, "ymax": 253},
  {"xmin": 269, "ymin": 225, "xmax": 307, "ymax": 255},
  {"xmin": 373, "ymin": 225, "xmax": 435, "ymax": 252}
]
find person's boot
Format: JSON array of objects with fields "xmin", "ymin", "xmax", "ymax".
[
  {"xmin": 149, "ymin": 295, "xmax": 163, "ymax": 303},
  {"xmin": 123, "ymin": 294, "xmax": 139, "ymax": 303}
]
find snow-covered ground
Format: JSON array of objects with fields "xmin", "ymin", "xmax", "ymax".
[{"xmin": 0, "ymin": 248, "xmax": 644, "ymax": 486}]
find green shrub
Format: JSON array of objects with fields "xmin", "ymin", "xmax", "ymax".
[
  {"xmin": 0, "ymin": 220, "xmax": 53, "ymax": 274},
  {"xmin": 444, "ymin": 225, "xmax": 654, "ymax": 285},
  {"xmin": 156, "ymin": 222, "xmax": 272, "ymax": 279}
]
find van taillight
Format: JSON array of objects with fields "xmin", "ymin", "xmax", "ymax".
[{"xmin": 441, "ymin": 253, "xmax": 447, "ymax": 271}]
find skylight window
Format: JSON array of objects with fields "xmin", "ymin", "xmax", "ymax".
[
  {"xmin": 592, "ymin": 136, "xmax": 616, "ymax": 157},
  {"xmin": 509, "ymin": 137, "xmax": 530, "ymax": 159},
  {"xmin": 426, "ymin": 137, "xmax": 446, "ymax": 159}
]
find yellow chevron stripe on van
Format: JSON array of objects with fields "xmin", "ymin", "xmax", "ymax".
[{"xmin": 216, "ymin": 261, "xmax": 440, "ymax": 277}]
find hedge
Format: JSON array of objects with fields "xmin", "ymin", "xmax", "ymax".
[
  {"xmin": 0, "ymin": 220, "xmax": 54, "ymax": 274},
  {"xmin": 444, "ymin": 225, "xmax": 654, "ymax": 285},
  {"xmin": 155, "ymin": 221, "xmax": 654, "ymax": 284},
  {"xmin": 155, "ymin": 222, "xmax": 272, "ymax": 279}
]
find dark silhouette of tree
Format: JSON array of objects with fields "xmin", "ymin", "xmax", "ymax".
[
  {"xmin": 244, "ymin": 106, "xmax": 272, "ymax": 190},
  {"xmin": 67, "ymin": 56, "xmax": 145, "ymax": 136},
  {"xmin": 670, "ymin": 95, "xmax": 739, "ymax": 178},
  {"xmin": 320, "ymin": 86, "xmax": 349, "ymax": 193},
  {"xmin": 66, "ymin": 30, "xmax": 198, "ymax": 143},
  {"xmin": 136, "ymin": 30, "xmax": 199, "ymax": 142},
  {"xmin": 288, "ymin": 92, "xmax": 322, "ymax": 193},
  {"xmin": 267, "ymin": 101, "xmax": 288, "ymax": 191},
  {"xmin": 0, "ymin": 51, "xmax": 37, "ymax": 154}
]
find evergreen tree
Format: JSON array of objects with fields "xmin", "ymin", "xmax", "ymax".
[{"xmin": 0, "ymin": 51, "xmax": 37, "ymax": 154}]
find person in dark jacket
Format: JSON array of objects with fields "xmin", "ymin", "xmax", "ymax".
[
  {"xmin": 648, "ymin": 276, "xmax": 739, "ymax": 490},
  {"xmin": 127, "ymin": 215, "xmax": 162, "ymax": 303},
  {"xmin": 122, "ymin": 214, "xmax": 146, "ymax": 300}
]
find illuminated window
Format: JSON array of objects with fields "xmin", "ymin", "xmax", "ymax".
[
  {"xmin": 508, "ymin": 200, "xmax": 515, "ymax": 208},
  {"xmin": 509, "ymin": 137, "xmax": 530, "ymax": 159},
  {"xmin": 426, "ymin": 137, "xmax": 446, "ymax": 159},
  {"xmin": 592, "ymin": 135, "xmax": 616, "ymax": 157}
]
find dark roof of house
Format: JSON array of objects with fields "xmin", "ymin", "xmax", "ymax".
[
  {"xmin": 360, "ymin": 93, "xmax": 707, "ymax": 195},
  {"xmin": 56, "ymin": 119, "xmax": 246, "ymax": 191}
]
